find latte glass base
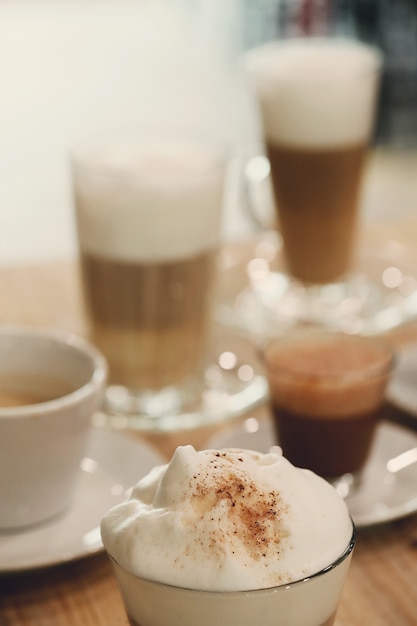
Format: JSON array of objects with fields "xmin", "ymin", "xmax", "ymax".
[
  {"xmin": 215, "ymin": 233, "xmax": 417, "ymax": 339},
  {"xmin": 93, "ymin": 329, "xmax": 268, "ymax": 433}
]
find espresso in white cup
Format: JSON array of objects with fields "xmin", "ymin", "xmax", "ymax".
[{"xmin": 0, "ymin": 326, "xmax": 107, "ymax": 530}]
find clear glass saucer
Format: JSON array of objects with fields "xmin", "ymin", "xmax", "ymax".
[
  {"xmin": 94, "ymin": 325, "xmax": 268, "ymax": 433},
  {"xmin": 215, "ymin": 232, "xmax": 417, "ymax": 339}
]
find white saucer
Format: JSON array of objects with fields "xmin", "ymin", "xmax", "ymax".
[
  {"xmin": 387, "ymin": 342, "xmax": 417, "ymax": 420},
  {"xmin": 0, "ymin": 428, "xmax": 165, "ymax": 573},
  {"xmin": 215, "ymin": 233, "xmax": 417, "ymax": 338},
  {"xmin": 207, "ymin": 415, "xmax": 417, "ymax": 528}
]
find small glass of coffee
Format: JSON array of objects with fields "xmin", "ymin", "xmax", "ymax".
[
  {"xmin": 243, "ymin": 37, "xmax": 383, "ymax": 330},
  {"xmin": 71, "ymin": 134, "xmax": 227, "ymax": 430},
  {"xmin": 261, "ymin": 330, "xmax": 395, "ymax": 496}
]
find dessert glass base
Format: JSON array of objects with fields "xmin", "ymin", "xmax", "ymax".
[
  {"xmin": 109, "ymin": 529, "xmax": 355, "ymax": 626},
  {"xmin": 94, "ymin": 327, "xmax": 268, "ymax": 433},
  {"xmin": 215, "ymin": 233, "xmax": 417, "ymax": 339}
]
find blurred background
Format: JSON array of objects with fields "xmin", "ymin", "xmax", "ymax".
[{"xmin": 1, "ymin": 0, "xmax": 416, "ymax": 265}]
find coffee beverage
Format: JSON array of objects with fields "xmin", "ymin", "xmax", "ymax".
[
  {"xmin": 73, "ymin": 138, "xmax": 225, "ymax": 409},
  {"xmin": 274, "ymin": 404, "xmax": 379, "ymax": 478},
  {"xmin": 0, "ymin": 377, "xmax": 76, "ymax": 408},
  {"xmin": 0, "ymin": 391, "xmax": 45, "ymax": 407},
  {"xmin": 267, "ymin": 141, "xmax": 366, "ymax": 283},
  {"xmin": 80, "ymin": 249, "xmax": 216, "ymax": 389},
  {"xmin": 247, "ymin": 38, "xmax": 381, "ymax": 285},
  {"xmin": 0, "ymin": 388, "xmax": 67, "ymax": 408},
  {"xmin": 263, "ymin": 332, "xmax": 394, "ymax": 478},
  {"xmin": 101, "ymin": 446, "xmax": 354, "ymax": 626}
]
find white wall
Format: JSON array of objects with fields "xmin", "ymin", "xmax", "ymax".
[{"xmin": 0, "ymin": 0, "xmax": 259, "ymax": 264}]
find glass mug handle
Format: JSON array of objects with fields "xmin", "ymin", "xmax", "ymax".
[{"xmin": 239, "ymin": 152, "xmax": 278, "ymax": 234}]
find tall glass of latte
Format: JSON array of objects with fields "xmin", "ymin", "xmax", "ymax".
[
  {"xmin": 72, "ymin": 136, "xmax": 225, "ymax": 428},
  {"xmin": 245, "ymin": 38, "xmax": 382, "ymax": 324}
]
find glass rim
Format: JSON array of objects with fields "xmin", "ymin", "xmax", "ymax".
[{"xmin": 110, "ymin": 523, "xmax": 356, "ymax": 595}]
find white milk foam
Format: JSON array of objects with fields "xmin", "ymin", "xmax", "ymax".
[
  {"xmin": 72, "ymin": 139, "xmax": 225, "ymax": 262},
  {"xmin": 101, "ymin": 445, "xmax": 352, "ymax": 593},
  {"xmin": 247, "ymin": 38, "xmax": 382, "ymax": 147}
]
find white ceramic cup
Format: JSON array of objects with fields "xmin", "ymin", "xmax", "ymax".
[{"xmin": 0, "ymin": 326, "xmax": 107, "ymax": 530}]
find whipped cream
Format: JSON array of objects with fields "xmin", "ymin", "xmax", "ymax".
[{"xmin": 101, "ymin": 445, "xmax": 352, "ymax": 592}]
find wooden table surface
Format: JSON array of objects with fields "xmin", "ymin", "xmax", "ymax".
[{"xmin": 1, "ymin": 231, "xmax": 417, "ymax": 626}]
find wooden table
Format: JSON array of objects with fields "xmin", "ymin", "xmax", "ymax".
[{"xmin": 1, "ymin": 232, "xmax": 417, "ymax": 626}]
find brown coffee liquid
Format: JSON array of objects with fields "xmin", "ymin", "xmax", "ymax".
[
  {"xmin": 272, "ymin": 404, "xmax": 378, "ymax": 477},
  {"xmin": 267, "ymin": 141, "xmax": 366, "ymax": 284},
  {"xmin": 0, "ymin": 390, "xmax": 56, "ymax": 408},
  {"xmin": 0, "ymin": 379, "xmax": 75, "ymax": 408},
  {"xmin": 80, "ymin": 249, "xmax": 216, "ymax": 389}
]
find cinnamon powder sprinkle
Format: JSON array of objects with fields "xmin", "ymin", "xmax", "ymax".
[{"xmin": 185, "ymin": 451, "xmax": 289, "ymax": 562}]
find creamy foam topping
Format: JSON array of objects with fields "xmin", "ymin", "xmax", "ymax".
[
  {"xmin": 246, "ymin": 38, "xmax": 382, "ymax": 147},
  {"xmin": 264, "ymin": 334, "xmax": 393, "ymax": 418},
  {"xmin": 101, "ymin": 445, "xmax": 352, "ymax": 592},
  {"xmin": 72, "ymin": 139, "xmax": 225, "ymax": 262}
]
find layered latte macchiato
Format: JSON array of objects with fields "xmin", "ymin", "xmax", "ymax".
[
  {"xmin": 247, "ymin": 38, "xmax": 381, "ymax": 285},
  {"xmin": 72, "ymin": 138, "xmax": 225, "ymax": 414},
  {"xmin": 80, "ymin": 249, "xmax": 216, "ymax": 390}
]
